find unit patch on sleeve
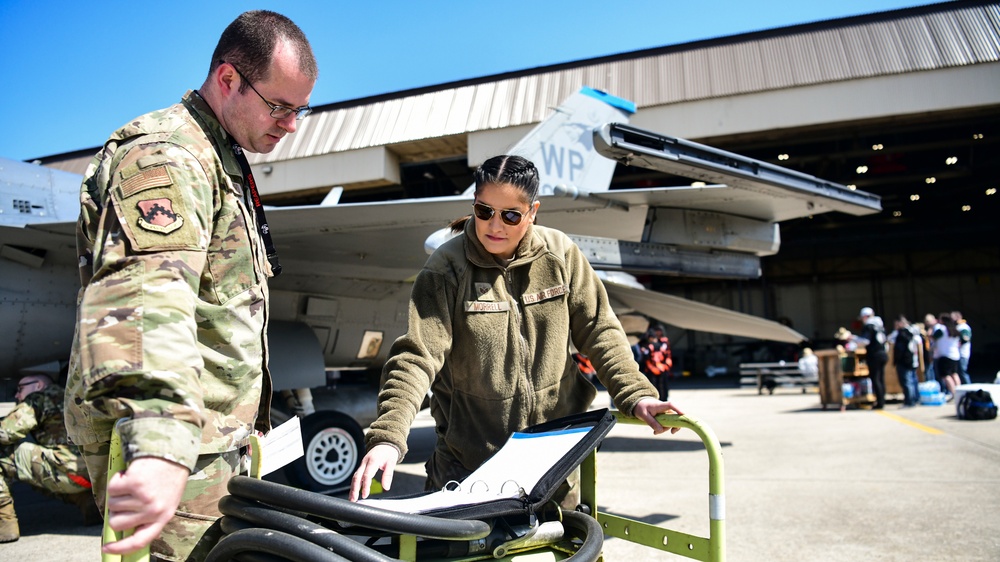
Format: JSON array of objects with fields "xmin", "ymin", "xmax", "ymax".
[
  {"xmin": 136, "ymin": 198, "xmax": 184, "ymax": 234},
  {"xmin": 113, "ymin": 163, "xmax": 199, "ymax": 250},
  {"xmin": 111, "ymin": 147, "xmax": 201, "ymax": 251}
]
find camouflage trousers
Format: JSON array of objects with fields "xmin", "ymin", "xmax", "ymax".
[
  {"xmin": 82, "ymin": 442, "xmax": 241, "ymax": 562},
  {"xmin": 0, "ymin": 442, "xmax": 91, "ymax": 505}
]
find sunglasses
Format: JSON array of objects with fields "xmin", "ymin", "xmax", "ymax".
[{"xmin": 472, "ymin": 202, "xmax": 528, "ymax": 226}]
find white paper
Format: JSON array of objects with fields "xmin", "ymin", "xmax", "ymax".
[
  {"xmin": 257, "ymin": 416, "xmax": 304, "ymax": 477},
  {"xmin": 360, "ymin": 426, "xmax": 590, "ymax": 513}
]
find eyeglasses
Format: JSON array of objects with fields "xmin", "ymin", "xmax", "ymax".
[
  {"xmin": 16, "ymin": 381, "xmax": 38, "ymax": 390},
  {"xmin": 226, "ymin": 62, "xmax": 312, "ymax": 121},
  {"xmin": 472, "ymin": 202, "xmax": 528, "ymax": 226}
]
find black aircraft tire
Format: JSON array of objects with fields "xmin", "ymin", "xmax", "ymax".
[{"xmin": 285, "ymin": 411, "xmax": 365, "ymax": 493}]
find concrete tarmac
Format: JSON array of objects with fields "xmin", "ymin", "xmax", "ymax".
[{"xmin": 4, "ymin": 381, "xmax": 998, "ymax": 561}]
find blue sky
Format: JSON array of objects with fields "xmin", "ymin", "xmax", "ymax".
[{"xmin": 0, "ymin": 0, "xmax": 938, "ymax": 161}]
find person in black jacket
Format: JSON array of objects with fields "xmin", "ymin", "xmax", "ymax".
[
  {"xmin": 889, "ymin": 315, "xmax": 922, "ymax": 407},
  {"xmin": 855, "ymin": 307, "xmax": 889, "ymax": 409}
]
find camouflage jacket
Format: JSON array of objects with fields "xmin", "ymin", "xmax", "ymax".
[
  {"xmin": 1, "ymin": 384, "xmax": 85, "ymax": 471},
  {"xmin": 66, "ymin": 90, "xmax": 273, "ymax": 471}
]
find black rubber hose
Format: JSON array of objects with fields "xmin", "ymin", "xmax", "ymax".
[
  {"xmin": 215, "ymin": 479, "xmax": 604, "ymax": 562},
  {"xmin": 219, "ymin": 514, "xmax": 255, "ymax": 534},
  {"xmin": 227, "ymin": 476, "xmax": 492, "ymax": 541},
  {"xmin": 560, "ymin": 510, "xmax": 605, "ymax": 562},
  {"xmin": 232, "ymin": 553, "xmax": 289, "ymax": 562},
  {"xmin": 220, "ymin": 516, "xmax": 338, "ymax": 561},
  {"xmin": 205, "ymin": 528, "xmax": 350, "ymax": 562},
  {"xmin": 218, "ymin": 495, "xmax": 395, "ymax": 562}
]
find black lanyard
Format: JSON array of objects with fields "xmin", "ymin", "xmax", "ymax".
[{"xmin": 231, "ymin": 142, "xmax": 281, "ymax": 277}]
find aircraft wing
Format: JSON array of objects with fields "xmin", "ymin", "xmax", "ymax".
[
  {"xmin": 14, "ymin": 170, "xmax": 878, "ymax": 292},
  {"xmin": 267, "ymin": 187, "xmax": 806, "ymax": 347},
  {"xmin": 263, "ymin": 191, "xmax": 656, "ymax": 298},
  {"xmin": 603, "ymin": 280, "xmax": 807, "ymax": 344},
  {"xmin": 0, "ymin": 222, "xmax": 76, "ymax": 266},
  {"xmin": 266, "ymin": 197, "xmax": 472, "ymax": 293},
  {"xmin": 265, "ymin": 187, "xmax": 727, "ymax": 293},
  {"xmin": 268, "ymin": 170, "xmax": 882, "ymax": 296}
]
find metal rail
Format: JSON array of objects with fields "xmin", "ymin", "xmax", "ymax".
[{"xmin": 582, "ymin": 412, "xmax": 726, "ymax": 562}]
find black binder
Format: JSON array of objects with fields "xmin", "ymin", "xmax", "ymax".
[{"xmin": 360, "ymin": 408, "xmax": 617, "ymax": 521}]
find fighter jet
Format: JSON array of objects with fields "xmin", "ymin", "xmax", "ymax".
[{"xmin": 0, "ymin": 87, "xmax": 880, "ymax": 491}]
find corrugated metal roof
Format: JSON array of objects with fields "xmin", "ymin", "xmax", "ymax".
[
  {"xmin": 249, "ymin": 1, "xmax": 1000, "ymax": 165},
  {"xmin": 39, "ymin": 2, "xmax": 1000, "ymax": 175}
]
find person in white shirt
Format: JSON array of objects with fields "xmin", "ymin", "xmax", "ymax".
[
  {"xmin": 797, "ymin": 348, "xmax": 819, "ymax": 382},
  {"xmin": 952, "ymin": 311, "xmax": 972, "ymax": 385},
  {"xmin": 932, "ymin": 313, "xmax": 962, "ymax": 400}
]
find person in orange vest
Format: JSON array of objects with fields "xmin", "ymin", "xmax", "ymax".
[{"xmin": 639, "ymin": 324, "xmax": 673, "ymax": 401}]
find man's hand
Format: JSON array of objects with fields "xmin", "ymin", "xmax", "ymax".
[
  {"xmin": 102, "ymin": 456, "xmax": 189, "ymax": 556},
  {"xmin": 349, "ymin": 444, "xmax": 399, "ymax": 502},
  {"xmin": 633, "ymin": 397, "xmax": 686, "ymax": 435}
]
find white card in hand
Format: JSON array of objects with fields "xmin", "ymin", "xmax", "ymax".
[{"xmin": 255, "ymin": 416, "xmax": 304, "ymax": 477}]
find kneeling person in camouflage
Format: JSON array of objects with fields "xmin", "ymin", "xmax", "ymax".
[{"xmin": 0, "ymin": 374, "xmax": 98, "ymax": 542}]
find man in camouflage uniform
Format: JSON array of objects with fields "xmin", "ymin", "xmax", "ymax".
[
  {"xmin": 65, "ymin": 10, "xmax": 317, "ymax": 561},
  {"xmin": 1, "ymin": 374, "xmax": 96, "ymax": 542}
]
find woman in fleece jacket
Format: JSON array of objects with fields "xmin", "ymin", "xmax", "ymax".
[{"xmin": 349, "ymin": 154, "xmax": 684, "ymax": 501}]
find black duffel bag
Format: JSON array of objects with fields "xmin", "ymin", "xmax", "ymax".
[{"xmin": 957, "ymin": 389, "xmax": 998, "ymax": 421}]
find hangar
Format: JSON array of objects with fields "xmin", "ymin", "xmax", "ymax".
[{"xmin": 39, "ymin": 0, "xmax": 1000, "ymax": 378}]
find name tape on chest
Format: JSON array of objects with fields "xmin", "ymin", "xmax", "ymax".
[
  {"xmin": 464, "ymin": 301, "xmax": 511, "ymax": 313},
  {"xmin": 521, "ymin": 284, "xmax": 569, "ymax": 305}
]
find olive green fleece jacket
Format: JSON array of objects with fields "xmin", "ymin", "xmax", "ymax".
[{"xmin": 366, "ymin": 219, "xmax": 657, "ymax": 477}]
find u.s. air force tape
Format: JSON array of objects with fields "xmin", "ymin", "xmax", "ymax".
[{"xmin": 521, "ymin": 284, "xmax": 569, "ymax": 304}]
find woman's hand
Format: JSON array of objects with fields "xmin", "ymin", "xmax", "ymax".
[
  {"xmin": 633, "ymin": 397, "xmax": 685, "ymax": 435},
  {"xmin": 349, "ymin": 444, "xmax": 400, "ymax": 501}
]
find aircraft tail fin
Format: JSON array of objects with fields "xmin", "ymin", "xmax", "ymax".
[{"xmin": 465, "ymin": 87, "xmax": 634, "ymax": 196}]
